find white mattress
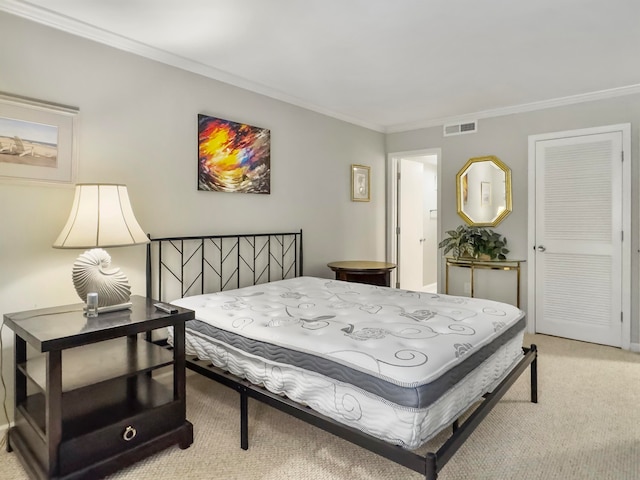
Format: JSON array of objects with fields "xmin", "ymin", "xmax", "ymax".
[{"xmin": 170, "ymin": 277, "xmax": 526, "ymax": 449}]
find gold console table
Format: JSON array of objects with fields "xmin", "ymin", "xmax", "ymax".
[{"xmin": 445, "ymin": 257, "xmax": 525, "ymax": 308}]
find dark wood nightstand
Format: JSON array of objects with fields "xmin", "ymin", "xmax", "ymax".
[
  {"xmin": 4, "ymin": 295, "xmax": 194, "ymax": 480},
  {"xmin": 327, "ymin": 260, "xmax": 396, "ymax": 287}
]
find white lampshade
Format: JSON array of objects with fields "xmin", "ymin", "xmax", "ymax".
[
  {"xmin": 53, "ymin": 184, "xmax": 149, "ymax": 248},
  {"xmin": 53, "ymin": 184, "xmax": 149, "ymax": 312}
]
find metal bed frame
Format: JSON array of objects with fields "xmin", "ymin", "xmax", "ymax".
[{"xmin": 146, "ymin": 230, "xmax": 538, "ymax": 480}]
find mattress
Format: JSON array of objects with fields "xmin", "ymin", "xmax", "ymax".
[{"xmin": 170, "ymin": 276, "xmax": 526, "ymax": 448}]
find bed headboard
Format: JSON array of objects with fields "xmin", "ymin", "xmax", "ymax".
[{"xmin": 146, "ymin": 230, "xmax": 303, "ymax": 302}]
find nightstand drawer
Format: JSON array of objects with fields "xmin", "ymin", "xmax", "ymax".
[{"xmin": 58, "ymin": 401, "xmax": 183, "ymax": 475}]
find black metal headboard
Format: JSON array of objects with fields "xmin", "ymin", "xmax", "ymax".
[{"xmin": 146, "ymin": 230, "xmax": 303, "ymax": 302}]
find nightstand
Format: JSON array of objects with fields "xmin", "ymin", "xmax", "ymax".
[
  {"xmin": 4, "ymin": 295, "xmax": 194, "ymax": 479},
  {"xmin": 327, "ymin": 260, "xmax": 396, "ymax": 287}
]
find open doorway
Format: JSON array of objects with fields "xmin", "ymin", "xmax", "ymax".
[{"xmin": 387, "ymin": 149, "xmax": 441, "ymax": 291}]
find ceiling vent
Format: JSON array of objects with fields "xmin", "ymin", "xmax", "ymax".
[{"xmin": 443, "ymin": 121, "xmax": 477, "ymax": 137}]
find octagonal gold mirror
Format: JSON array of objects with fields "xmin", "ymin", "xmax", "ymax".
[{"xmin": 456, "ymin": 155, "xmax": 512, "ymax": 227}]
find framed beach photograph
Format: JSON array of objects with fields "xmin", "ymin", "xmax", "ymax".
[
  {"xmin": 351, "ymin": 164, "xmax": 370, "ymax": 202},
  {"xmin": 0, "ymin": 93, "xmax": 78, "ymax": 185}
]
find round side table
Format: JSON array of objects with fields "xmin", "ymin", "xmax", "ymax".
[{"xmin": 327, "ymin": 260, "xmax": 396, "ymax": 287}]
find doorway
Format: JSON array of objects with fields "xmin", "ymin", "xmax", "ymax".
[
  {"xmin": 527, "ymin": 124, "xmax": 631, "ymax": 349},
  {"xmin": 387, "ymin": 149, "xmax": 441, "ymax": 291}
]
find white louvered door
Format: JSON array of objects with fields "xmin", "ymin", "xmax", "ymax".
[{"xmin": 534, "ymin": 131, "xmax": 623, "ymax": 347}]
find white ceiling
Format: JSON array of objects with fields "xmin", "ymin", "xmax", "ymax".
[{"xmin": 3, "ymin": 0, "xmax": 640, "ymax": 132}]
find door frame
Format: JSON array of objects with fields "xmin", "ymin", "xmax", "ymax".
[
  {"xmin": 527, "ymin": 124, "xmax": 631, "ymax": 349},
  {"xmin": 387, "ymin": 148, "xmax": 442, "ymax": 289}
]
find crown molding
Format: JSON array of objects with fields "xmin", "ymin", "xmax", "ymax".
[{"xmin": 384, "ymin": 83, "xmax": 640, "ymax": 133}]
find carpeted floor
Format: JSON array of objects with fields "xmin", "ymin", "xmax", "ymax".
[{"xmin": 1, "ymin": 333, "xmax": 639, "ymax": 479}]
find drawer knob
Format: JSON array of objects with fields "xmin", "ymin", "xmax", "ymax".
[{"xmin": 123, "ymin": 425, "xmax": 137, "ymax": 442}]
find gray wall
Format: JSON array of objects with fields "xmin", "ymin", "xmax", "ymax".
[
  {"xmin": 387, "ymin": 94, "xmax": 640, "ymax": 346},
  {"xmin": 0, "ymin": 12, "xmax": 386, "ymax": 424}
]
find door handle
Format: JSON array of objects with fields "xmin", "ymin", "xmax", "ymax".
[{"xmin": 537, "ymin": 245, "xmax": 546, "ymax": 252}]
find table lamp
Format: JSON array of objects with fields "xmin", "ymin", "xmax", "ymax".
[{"xmin": 53, "ymin": 184, "xmax": 149, "ymax": 312}]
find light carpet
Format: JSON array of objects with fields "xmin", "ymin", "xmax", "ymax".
[{"xmin": 1, "ymin": 333, "xmax": 639, "ymax": 479}]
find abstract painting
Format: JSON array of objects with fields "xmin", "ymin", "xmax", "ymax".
[{"xmin": 198, "ymin": 114, "xmax": 270, "ymax": 193}]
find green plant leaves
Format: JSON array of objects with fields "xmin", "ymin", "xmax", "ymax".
[{"xmin": 438, "ymin": 225, "xmax": 509, "ymax": 260}]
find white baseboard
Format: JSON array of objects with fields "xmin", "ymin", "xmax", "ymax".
[
  {"xmin": 422, "ymin": 283, "xmax": 437, "ymax": 293},
  {"xmin": 630, "ymin": 342, "xmax": 640, "ymax": 353}
]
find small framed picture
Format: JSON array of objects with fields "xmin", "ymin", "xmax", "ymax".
[
  {"xmin": 0, "ymin": 93, "xmax": 78, "ymax": 185},
  {"xmin": 351, "ymin": 164, "xmax": 370, "ymax": 202}
]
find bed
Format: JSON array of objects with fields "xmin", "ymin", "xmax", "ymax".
[{"xmin": 145, "ymin": 230, "xmax": 537, "ymax": 479}]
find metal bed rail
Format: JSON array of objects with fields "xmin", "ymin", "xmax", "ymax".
[{"xmin": 180, "ymin": 342, "xmax": 537, "ymax": 480}]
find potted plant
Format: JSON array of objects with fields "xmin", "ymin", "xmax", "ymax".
[{"xmin": 438, "ymin": 225, "xmax": 509, "ymax": 260}]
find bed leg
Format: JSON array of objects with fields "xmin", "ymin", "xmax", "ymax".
[
  {"xmin": 530, "ymin": 344, "xmax": 538, "ymax": 404},
  {"xmin": 425, "ymin": 452, "xmax": 438, "ymax": 480},
  {"xmin": 240, "ymin": 390, "xmax": 249, "ymax": 450}
]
